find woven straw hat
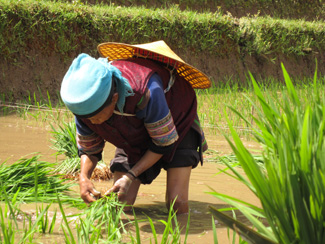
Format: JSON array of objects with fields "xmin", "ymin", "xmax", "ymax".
[{"xmin": 97, "ymin": 40, "xmax": 211, "ymax": 89}]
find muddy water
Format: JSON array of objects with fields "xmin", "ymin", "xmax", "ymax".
[{"xmin": 0, "ymin": 114, "xmax": 262, "ymax": 243}]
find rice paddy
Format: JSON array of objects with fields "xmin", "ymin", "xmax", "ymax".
[
  {"xmin": 0, "ymin": 0, "xmax": 324, "ymax": 241},
  {"xmin": 1, "ymin": 67, "xmax": 325, "ymax": 243}
]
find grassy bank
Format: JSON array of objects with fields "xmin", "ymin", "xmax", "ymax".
[
  {"xmin": 0, "ymin": 0, "xmax": 324, "ymax": 101},
  {"xmin": 67, "ymin": 0, "xmax": 325, "ymax": 21},
  {"xmin": 0, "ymin": 0, "xmax": 324, "ymax": 62}
]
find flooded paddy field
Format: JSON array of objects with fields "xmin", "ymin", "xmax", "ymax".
[{"xmin": 0, "ymin": 114, "xmax": 261, "ymax": 243}]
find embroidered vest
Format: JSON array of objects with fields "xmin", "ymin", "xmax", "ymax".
[{"xmin": 82, "ymin": 58, "xmax": 197, "ymax": 164}]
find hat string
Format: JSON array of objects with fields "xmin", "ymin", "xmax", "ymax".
[
  {"xmin": 164, "ymin": 70, "xmax": 175, "ymax": 93},
  {"xmin": 105, "ymin": 59, "xmax": 135, "ymax": 113}
]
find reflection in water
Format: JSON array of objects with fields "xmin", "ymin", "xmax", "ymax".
[
  {"xmin": 134, "ymin": 200, "xmax": 223, "ymax": 235},
  {"xmin": 0, "ymin": 115, "xmax": 261, "ymax": 243}
]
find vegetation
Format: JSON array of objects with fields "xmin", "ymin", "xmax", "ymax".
[
  {"xmin": 0, "ymin": 156, "xmax": 82, "ymax": 205},
  {"xmin": 0, "ymin": 177, "xmax": 191, "ymax": 243},
  {"xmin": 209, "ymin": 66, "xmax": 325, "ymax": 243},
  {"xmin": 0, "ymin": 0, "xmax": 323, "ymax": 100},
  {"xmin": 2, "ymin": 65, "xmax": 325, "ymax": 243},
  {"xmin": 1, "ymin": 0, "xmax": 325, "ymax": 243},
  {"xmin": 0, "ymin": 0, "xmax": 323, "ymax": 62},
  {"xmin": 75, "ymin": 0, "xmax": 324, "ymax": 21},
  {"xmin": 196, "ymin": 74, "xmax": 325, "ymax": 138}
]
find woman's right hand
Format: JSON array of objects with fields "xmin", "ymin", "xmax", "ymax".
[
  {"xmin": 79, "ymin": 154, "xmax": 100, "ymax": 204},
  {"xmin": 79, "ymin": 175, "xmax": 101, "ymax": 204}
]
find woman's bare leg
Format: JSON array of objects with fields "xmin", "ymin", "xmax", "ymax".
[{"xmin": 165, "ymin": 166, "xmax": 192, "ymax": 214}]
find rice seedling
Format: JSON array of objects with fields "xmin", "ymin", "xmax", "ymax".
[
  {"xmin": 58, "ymin": 194, "xmax": 127, "ymax": 244},
  {"xmin": 0, "ymin": 203, "xmax": 18, "ymax": 243},
  {"xmin": 49, "ymin": 120, "xmax": 110, "ymax": 179},
  {"xmin": 210, "ymin": 206, "xmax": 276, "ymax": 244},
  {"xmin": 129, "ymin": 199, "xmax": 190, "ymax": 244},
  {"xmin": 0, "ymin": 93, "xmax": 14, "ymax": 116},
  {"xmin": 50, "ymin": 121, "xmax": 78, "ymax": 159},
  {"xmin": 207, "ymin": 64, "xmax": 325, "ymax": 243},
  {"xmin": 0, "ymin": 88, "xmax": 73, "ymax": 127},
  {"xmin": 34, "ymin": 203, "xmax": 57, "ymax": 234},
  {"xmin": 0, "ymin": 185, "xmax": 126, "ymax": 244},
  {"xmin": 197, "ymin": 75, "xmax": 325, "ymax": 140},
  {"xmin": 0, "ymin": 189, "xmax": 58, "ymax": 243},
  {"xmin": 57, "ymin": 194, "xmax": 193, "ymax": 244},
  {"xmin": 211, "ymin": 213, "xmax": 256, "ymax": 244},
  {"xmin": 0, "ymin": 155, "xmax": 82, "ymax": 206},
  {"xmin": 0, "ymin": 202, "xmax": 37, "ymax": 244}
]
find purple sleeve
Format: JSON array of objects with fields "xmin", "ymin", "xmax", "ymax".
[{"xmin": 75, "ymin": 117, "xmax": 104, "ymax": 158}]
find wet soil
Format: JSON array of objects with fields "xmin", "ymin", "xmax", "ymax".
[{"xmin": 0, "ymin": 114, "xmax": 262, "ymax": 243}]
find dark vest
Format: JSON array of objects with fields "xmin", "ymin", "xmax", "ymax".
[{"xmin": 82, "ymin": 58, "xmax": 197, "ymax": 165}]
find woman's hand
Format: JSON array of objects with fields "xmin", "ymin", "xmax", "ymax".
[
  {"xmin": 79, "ymin": 154, "xmax": 100, "ymax": 204},
  {"xmin": 79, "ymin": 175, "xmax": 101, "ymax": 204},
  {"xmin": 105, "ymin": 174, "xmax": 133, "ymax": 200}
]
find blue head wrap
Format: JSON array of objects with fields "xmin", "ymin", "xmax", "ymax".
[
  {"xmin": 60, "ymin": 53, "xmax": 134, "ymax": 117},
  {"xmin": 98, "ymin": 57, "xmax": 134, "ymax": 113}
]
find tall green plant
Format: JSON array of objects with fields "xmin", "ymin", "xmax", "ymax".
[
  {"xmin": 50, "ymin": 121, "xmax": 78, "ymax": 158},
  {"xmin": 208, "ymin": 64, "xmax": 325, "ymax": 244}
]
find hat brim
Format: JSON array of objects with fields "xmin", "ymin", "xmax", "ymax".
[{"xmin": 97, "ymin": 40, "xmax": 211, "ymax": 89}]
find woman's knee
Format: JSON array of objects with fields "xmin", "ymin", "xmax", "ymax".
[{"xmin": 166, "ymin": 195, "xmax": 189, "ymax": 214}]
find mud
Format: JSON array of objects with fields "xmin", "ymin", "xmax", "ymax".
[{"xmin": 0, "ymin": 114, "xmax": 261, "ymax": 243}]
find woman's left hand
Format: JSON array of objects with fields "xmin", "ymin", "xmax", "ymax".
[{"xmin": 105, "ymin": 174, "xmax": 133, "ymax": 200}]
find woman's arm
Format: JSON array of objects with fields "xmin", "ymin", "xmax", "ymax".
[
  {"xmin": 105, "ymin": 149, "xmax": 163, "ymax": 196},
  {"xmin": 79, "ymin": 154, "xmax": 101, "ymax": 204}
]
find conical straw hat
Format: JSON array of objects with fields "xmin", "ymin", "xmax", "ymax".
[{"xmin": 97, "ymin": 40, "xmax": 211, "ymax": 89}]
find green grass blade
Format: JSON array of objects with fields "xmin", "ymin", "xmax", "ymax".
[
  {"xmin": 209, "ymin": 206, "xmax": 277, "ymax": 244},
  {"xmin": 57, "ymin": 194, "xmax": 76, "ymax": 244}
]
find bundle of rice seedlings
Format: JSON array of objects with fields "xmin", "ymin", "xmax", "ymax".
[
  {"xmin": 59, "ymin": 194, "xmax": 127, "ymax": 243},
  {"xmin": 0, "ymin": 155, "xmax": 81, "ymax": 205},
  {"xmin": 50, "ymin": 121, "xmax": 111, "ymax": 180},
  {"xmin": 50, "ymin": 121, "xmax": 78, "ymax": 159}
]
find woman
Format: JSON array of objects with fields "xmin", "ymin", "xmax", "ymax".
[{"xmin": 60, "ymin": 41, "xmax": 211, "ymax": 214}]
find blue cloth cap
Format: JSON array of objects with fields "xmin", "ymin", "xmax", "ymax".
[{"xmin": 60, "ymin": 53, "xmax": 112, "ymax": 116}]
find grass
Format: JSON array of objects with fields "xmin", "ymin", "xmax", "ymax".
[
  {"xmin": 196, "ymin": 74, "xmax": 325, "ymax": 139},
  {"xmin": 208, "ymin": 65, "xmax": 325, "ymax": 243},
  {"xmin": 79, "ymin": 0, "xmax": 324, "ymax": 21},
  {"xmin": 0, "ymin": 155, "xmax": 83, "ymax": 206},
  {"xmin": 0, "ymin": 0, "xmax": 323, "ymax": 102},
  {"xmin": 0, "ymin": 0, "xmax": 323, "ymax": 63},
  {"xmin": 0, "ymin": 186, "xmax": 192, "ymax": 243}
]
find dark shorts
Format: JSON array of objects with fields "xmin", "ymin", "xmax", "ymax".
[{"xmin": 109, "ymin": 128, "xmax": 201, "ymax": 184}]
